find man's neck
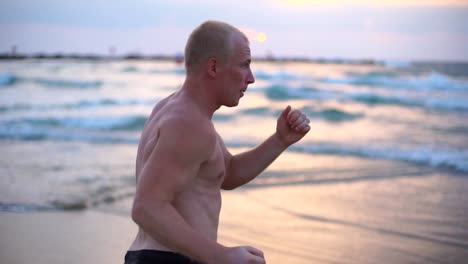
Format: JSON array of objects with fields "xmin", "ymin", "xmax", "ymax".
[{"xmin": 180, "ymin": 76, "xmax": 221, "ymax": 120}]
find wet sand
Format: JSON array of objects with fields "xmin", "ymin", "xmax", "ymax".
[
  {"xmin": 1, "ymin": 161, "xmax": 468, "ymax": 264},
  {"xmin": 0, "ymin": 210, "xmax": 136, "ymax": 264}
]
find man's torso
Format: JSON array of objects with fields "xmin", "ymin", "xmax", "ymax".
[{"xmin": 129, "ymin": 92, "xmax": 228, "ymax": 252}]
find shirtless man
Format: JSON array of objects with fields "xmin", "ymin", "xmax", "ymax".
[{"xmin": 125, "ymin": 21, "xmax": 311, "ymax": 264}]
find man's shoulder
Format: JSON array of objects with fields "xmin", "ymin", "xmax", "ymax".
[
  {"xmin": 152, "ymin": 93, "xmax": 217, "ymax": 152},
  {"xmin": 159, "ymin": 113, "xmax": 216, "ymax": 148},
  {"xmin": 159, "ymin": 94, "xmax": 206, "ymax": 123},
  {"xmin": 160, "ymin": 110, "xmax": 211, "ymax": 130}
]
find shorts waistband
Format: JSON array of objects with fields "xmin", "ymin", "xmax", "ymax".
[{"xmin": 125, "ymin": 249, "xmax": 201, "ymax": 264}]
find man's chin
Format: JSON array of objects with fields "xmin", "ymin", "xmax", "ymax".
[{"xmin": 224, "ymin": 100, "xmax": 240, "ymax": 107}]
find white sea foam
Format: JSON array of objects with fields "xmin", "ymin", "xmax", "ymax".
[
  {"xmin": 33, "ymin": 77, "xmax": 103, "ymax": 88},
  {"xmin": 293, "ymin": 142, "xmax": 468, "ymax": 173},
  {"xmin": 319, "ymin": 72, "xmax": 468, "ymax": 91},
  {"xmin": 0, "ymin": 98, "xmax": 157, "ymax": 113},
  {"xmin": 2, "ymin": 115, "xmax": 148, "ymax": 131}
]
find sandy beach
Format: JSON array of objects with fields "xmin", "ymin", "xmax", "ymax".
[
  {"xmin": 2, "ymin": 156, "xmax": 468, "ymax": 264},
  {"xmin": 219, "ymin": 167, "xmax": 468, "ymax": 264},
  {"xmin": 0, "ymin": 210, "xmax": 135, "ymax": 264}
]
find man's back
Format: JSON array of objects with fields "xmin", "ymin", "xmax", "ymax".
[{"xmin": 129, "ymin": 91, "xmax": 227, "ymax": 252}]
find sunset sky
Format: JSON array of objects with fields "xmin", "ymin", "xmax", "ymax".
[{"xmin": 1, "ymin": 0, "xmax": 467, "ymax": 61}]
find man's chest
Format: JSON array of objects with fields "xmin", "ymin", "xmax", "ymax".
[{"xmin": 198, "ymin": 141, "xmax": 226, "ymax": 187}]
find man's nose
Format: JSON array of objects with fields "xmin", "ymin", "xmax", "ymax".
[{"xmin": 247, "ymin": 69, "xmax": 255, "ymax": 84}]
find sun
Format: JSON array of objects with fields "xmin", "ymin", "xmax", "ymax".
[{"xmin": 257, "ymin": 32, "xmax": 267, "ymax": 43}]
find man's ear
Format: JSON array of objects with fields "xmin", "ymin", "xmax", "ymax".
[{"xmin": 206, "ymin": 58, "xmax": 217, "ymax": 77}]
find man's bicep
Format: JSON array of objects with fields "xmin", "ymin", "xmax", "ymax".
[{"xmin": 136, "ymin": 152, "xmax": 197, "ymax": 202}]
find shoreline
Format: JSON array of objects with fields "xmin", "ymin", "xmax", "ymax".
[{"xmin": 2, "ymin": 169, "xmax": 468, "ymax": 264}]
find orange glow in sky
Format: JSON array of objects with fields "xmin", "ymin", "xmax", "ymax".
[
  {"xmin": 240, "ymin": 28, "xmax": 268, "ymax": 44},
  {"xmin": 277, "ymin": 0, "xmax": 468, "ymax": 6}
]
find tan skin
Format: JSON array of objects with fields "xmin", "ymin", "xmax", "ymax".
[{"xmin": 129, "ymin": 32, "xmax": 311, "ymax": 264}]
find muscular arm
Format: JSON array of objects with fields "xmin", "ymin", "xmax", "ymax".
[
  {"xmin": 222, "ymin": 106, "xmax": 311, "ymax": 190},
  {"xmin": 221, "ymin": 133, "xmax": 287, "ymax": 190},
  {"xmin": 131, "ymin": 118, "xmax": 222, "ymax": 263}
]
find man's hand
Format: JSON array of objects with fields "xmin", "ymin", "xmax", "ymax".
[
  {"xmin": 276, "ymin": 105, "xmax": 310, "ymax": 147},
  {"xmin": 214, "ymin": 246, "xmax": 266, "ymax": 264}
]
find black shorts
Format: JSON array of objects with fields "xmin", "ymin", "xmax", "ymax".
[{"xmin": 124, "ymin": 250, "xmax": 202, "ymax": 264}]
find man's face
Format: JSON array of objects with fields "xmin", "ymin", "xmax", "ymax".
[{"xmin": 217, "ymin": 33, "xmax": 255, "ymax": 107}]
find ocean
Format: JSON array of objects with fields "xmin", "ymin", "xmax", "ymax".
[{"xmin": 1, "ymin": 58, "xmax": 468, "ymax": 262}]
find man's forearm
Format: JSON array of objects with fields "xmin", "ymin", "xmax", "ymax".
[
  {"xmin": 132, "ymin": 201, "xmax": 223, "ymax": 263},
  {"xmin": 223, "ymin": 133, "xmax": 288, "ymax": 189}
]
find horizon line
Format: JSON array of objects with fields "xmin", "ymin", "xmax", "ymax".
[{"xmin": 1, "ymin": 52, "xmax": 468, "ymax": 64}]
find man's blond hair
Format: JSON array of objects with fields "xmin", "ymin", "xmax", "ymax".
[{"xmin": 184, "ymin": 20, "xmax": 247, "ymax": 74}]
